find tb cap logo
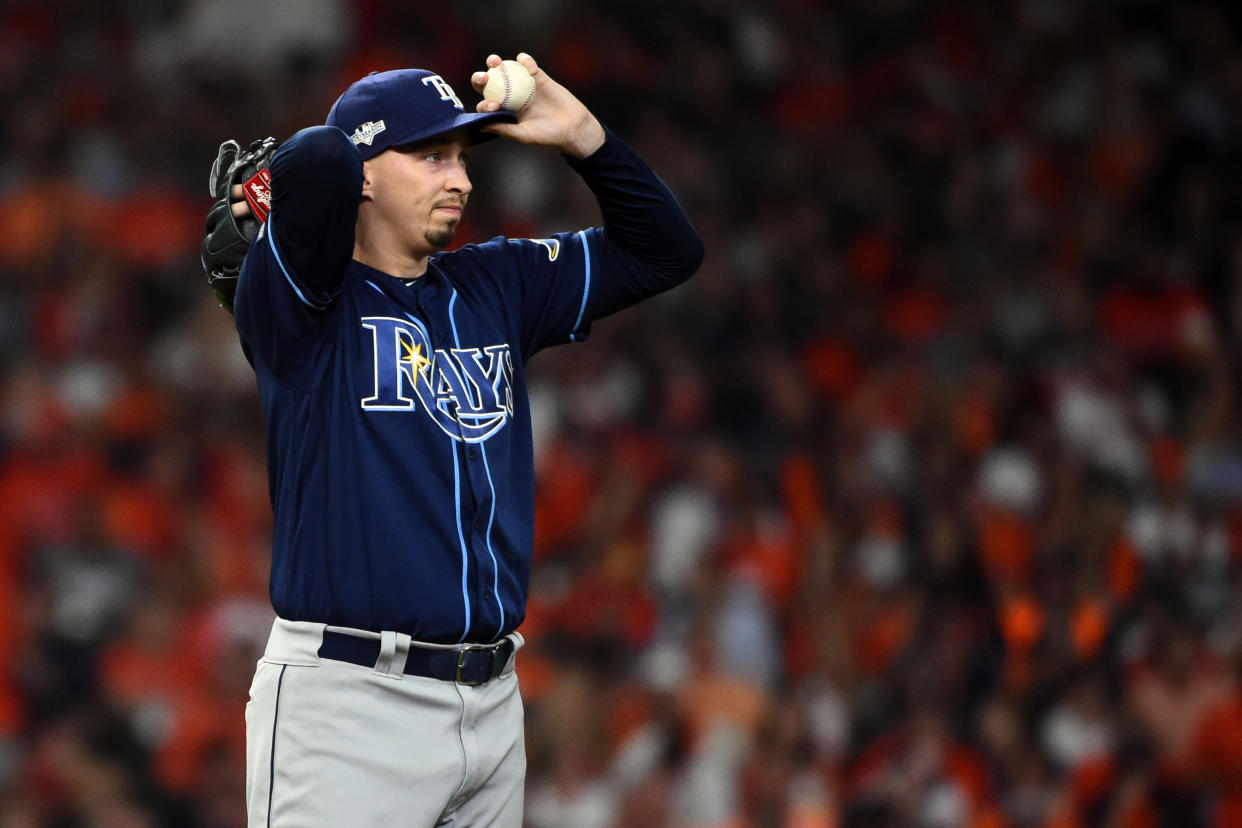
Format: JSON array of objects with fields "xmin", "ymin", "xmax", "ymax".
[{"xmin": 421, "ymin": 74, "xmax": 464, "ymax": 110}]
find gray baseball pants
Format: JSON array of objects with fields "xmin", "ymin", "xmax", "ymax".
[{"xmin": 245, "ymin": 618, "xmax": 526, "ymax": 827}]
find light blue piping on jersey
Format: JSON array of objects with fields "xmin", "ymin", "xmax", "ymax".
[
  {"xmin": 264, "ymin": 215, "xmax": 326, "ymax": 310},
  {"xmin": 449, "ymin": 290, "xmax": 505, "ymax": 641},
  {"xmin": 569, "ymin": 230, "xmax": 592, "ymax": 341},
  {"xmin": 402, "ymin": 312, "xmax": 431, "ymax": 341},
  {"xmin": 477, "ymin": 446, "xmax": 504, "ymax": 641},
  {"xmin": 452, "ymin": 435, "xmax": 472, "ymax": 643}
]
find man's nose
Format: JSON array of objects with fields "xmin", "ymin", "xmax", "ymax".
[{"xmin": 446, "ymin": 162, "xmax": 472, "ymax": 194}]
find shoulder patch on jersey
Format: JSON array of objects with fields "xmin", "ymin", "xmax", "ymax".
[{"xmin": 529, "ymin": 238, "xmax": 560, "ymax": 262}]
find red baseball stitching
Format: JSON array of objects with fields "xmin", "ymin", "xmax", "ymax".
[{"xmin": 515, "ymin": 70, "xmax": 533, "ymax": 111}]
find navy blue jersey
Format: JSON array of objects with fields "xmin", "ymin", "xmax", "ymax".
[{"xmin": 234, "ymin": 125, "xmax": 702, "ymax": 643}]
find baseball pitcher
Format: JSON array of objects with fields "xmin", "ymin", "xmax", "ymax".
[{"xmin": 200, "ymin": 53, "xmax": 702, "ymax": 826}]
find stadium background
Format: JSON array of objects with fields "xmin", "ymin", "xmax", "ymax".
[{"xmin": 2, "ymin": 0, "xmax": 1242, "ymax": 825}]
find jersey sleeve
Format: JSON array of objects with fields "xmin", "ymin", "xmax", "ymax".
[
  {"xmin": 563, "ymin": 127, "xmax": 704, "ymax": 319},
  {"xmin": 496, "ymin": 231, "xmax": 599, "ymax": 359},
  {"xmin": 233, "ymin": 126, "xmax": 363, "ymax": 385},
  {"xmin": 508, "ymin": 128, "xmax": 704, "ymax": 359}
]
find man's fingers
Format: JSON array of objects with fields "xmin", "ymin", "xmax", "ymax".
[
  {"xmin": 516, "ymin": 52, "xmax": 539, "ymax": 78},
  {"xmin": 229, "ymin": 183, "xmax": 251, "ymax": 219}
]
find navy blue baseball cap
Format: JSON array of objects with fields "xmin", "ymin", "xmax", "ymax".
[{"xmin": 326, "ymin": 69, "xmax": 517, "ymax": 161}]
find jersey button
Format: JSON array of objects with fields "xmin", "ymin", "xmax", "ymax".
[{"xmin": 469, "ymin": 447, "xmax": 478, "ymax": 460}]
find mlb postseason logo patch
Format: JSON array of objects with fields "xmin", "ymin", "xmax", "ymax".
[{"xmin": 350, "ymin": 120, "xmax": 387, "ymax": 146}]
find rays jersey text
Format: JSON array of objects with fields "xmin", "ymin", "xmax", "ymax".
[{"xmin": 360, "ymin": 316, "xmax": 514, "ymax": 442}]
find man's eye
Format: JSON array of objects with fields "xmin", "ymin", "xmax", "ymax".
[{"xmin": 425, "ymin": 151, "xmax": 440, "ymax": 162}]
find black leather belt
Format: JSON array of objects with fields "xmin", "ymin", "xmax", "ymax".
[{"xmin": 318, "ymin": 631, "xmax": 514, "ymax": 686}]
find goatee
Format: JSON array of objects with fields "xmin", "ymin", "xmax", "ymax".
[{"xmin": 425, "ymin": 227, "xmax": 455, "ymax": 249}]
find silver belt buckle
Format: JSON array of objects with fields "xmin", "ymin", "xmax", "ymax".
[{"xmin": 456, "ymin": 644, "xmax": 491, "ymax": 686}]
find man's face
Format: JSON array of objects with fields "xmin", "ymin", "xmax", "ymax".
[{"xmin": 361, "ymin": 129, "xmax": 473, "ymax": 258}]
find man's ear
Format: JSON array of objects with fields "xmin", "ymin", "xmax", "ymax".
[{"xmin": 360, "ymin": 159, "xmax": 374, "ymax": 200}]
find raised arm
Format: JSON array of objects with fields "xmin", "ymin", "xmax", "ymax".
[
  {"xmin": 468, "ymin": 53, "xmax": 703, "ymax": 352},
  {"xmin": 230, "ymin": 126, "xmax": 364, "ymax": 384},
  {"xmin": 562, "ymin": 127, "xmax": 705, "ymax": 316},
  {"xmin": 260, "ymin": 125, "xmax": 364, "ymax": 306}
]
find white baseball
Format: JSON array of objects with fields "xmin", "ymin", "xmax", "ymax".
[{"xmin": 483, "ymin": 59, "xmax": 536, "ymax": 113}]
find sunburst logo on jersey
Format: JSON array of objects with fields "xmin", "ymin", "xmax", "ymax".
[{"xmin": 400, "ymin": 338, "xmax": 432, "ymax": 379}]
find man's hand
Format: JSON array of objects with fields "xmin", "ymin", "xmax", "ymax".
[
  {"xmin": 470, "ymin": 53, "xmax": 605, "ymax": 158},
  {"xmin": 202, "ymin": 137, "xmax": 279, "ymax": 313}
]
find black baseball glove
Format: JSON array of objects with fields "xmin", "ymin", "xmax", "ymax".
[{"xmin": 201, "ymin": 137, "xmax": 278, "ymax": 313}]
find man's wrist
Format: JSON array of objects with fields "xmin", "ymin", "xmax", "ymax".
[{"xmin": 562, "ymin": 116, "xmax": 606, "ymax": 159}]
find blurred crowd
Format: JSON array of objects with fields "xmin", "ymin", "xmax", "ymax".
[{"xmin": 2, "ymin": 0, "xmax": 1242, "ymax": 826}]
